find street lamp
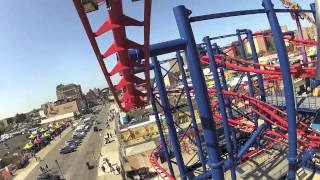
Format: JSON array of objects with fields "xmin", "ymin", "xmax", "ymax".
[{"xmin": 81, "ymin": 0, "xmax": 98, "ymax": 13}]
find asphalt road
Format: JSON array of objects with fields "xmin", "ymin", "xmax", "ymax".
[{"xmin": 24, "ymin": 105, "xmax": 109, "ymax": 180}]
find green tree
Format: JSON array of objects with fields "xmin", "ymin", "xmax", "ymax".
[
  {"xmin": 258, "ymin": 50, "xmax": 266, "ymax": 57},
  {"xmin": 6, "ymin": 117, "xmax": 15, "ymax": 125},
  {"xmin": 0, "ymin": 121, "xmax": 5, "ymax": 134},
  {"xmin": 15, "ymin": 113, "xmax": 27, "ymax": 124}
]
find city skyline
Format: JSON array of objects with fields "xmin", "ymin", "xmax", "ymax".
[{"xmin": 0, "ymin": 0, "xmax": 313, "ymax": 119}]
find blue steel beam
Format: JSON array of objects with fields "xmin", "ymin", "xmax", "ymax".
[
  {"xmin": 195, "ymin": 123, "xmax": 267, "ymax": 180},
  {"xmin": 152, "ymin": 56, "xmax": 187, "ymax": 180},
  {"xmin": 294, "ymin": 15, "xmax": 309, "ymax": 88},
  {"xmin": 150, "ymin": 89, "xmax": 175, "ymax": 177},
  {"xmin": 174, "ymin": 5, "xmax": 225, "ymax": 180},
  {"xmin": 189, "ymin": 9, "xmax": 313, "ymax": 22},
  {"xmin": 236, "ymin": 29, "xmax": 259, "ymax": 128},
  {"xmin": 204, "ymin": 36, "xmax": 236, "ymax": 180},
  {"xmin": 210, "ymin": 33, "xmax": 238, "ymax": 40},
  {"xmin": 213, "ymin": 43, "xmax": 238, "ymax": 153},
  {"xmin": 128, "ymin": 38, "xmax": 186, "ymax": 61},
  {"xmin": 176, "ymin": 51, "xmax": 206, "ymax": 171},
  {"xmin": 263, "ymin": 0, "xmax": 298, "ymax": 179},
  {"xmin": 246, "ymin": 30, "xmax": 266, "ymax": 102}
]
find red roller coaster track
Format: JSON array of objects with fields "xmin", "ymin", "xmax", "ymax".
[
  {"xmin": 73, "ymin": 0, "xmax": 152, "ymax": 112},
  {"xmin": 149, "ymin": 35, "xmax": 319, "ymax": 178}
]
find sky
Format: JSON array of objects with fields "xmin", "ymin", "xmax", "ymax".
[{"xmin": 0, "ymin": 0, "xmax": 314, "ymax": 119}]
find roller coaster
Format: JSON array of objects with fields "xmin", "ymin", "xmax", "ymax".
[{"xmin": 73, "ymin": 0, "xmax": 320, "ymax": 179}]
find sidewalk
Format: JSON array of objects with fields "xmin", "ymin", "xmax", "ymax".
[
  {"xmin": 13, "ymin": 121, "xmax": 79, "ymax": 180},
  {"xmin": 96, "ymin": 112, "xmax": 122, "ymax": 180}
]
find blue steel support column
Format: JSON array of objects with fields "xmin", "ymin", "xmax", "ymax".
[
  {"xmin": 195, "ymin": 123, "xmax": 268, "ymax": 180},
  {"xmin": 311, "ymin": 2, "xmax": 320, "ymax": 81},
  {"xmin": 176, "ymin": 51, "xmax": 206, "ymax": 171},
  {"xmin": 263, "ymin": 0, "xmax": 298, "ymax": 179},
  {"xmin": 214, "ymin": 43, "xmax": 237, "ymax": 153},
  {"xmin": 310, "ymin": 3, "xmax": 316, "ymax": 18},
  {"xmin": 204, "ymin": 36, "xmax": 236, "ymax": 180},
  {"xmin": 152, "ymin": 56, "xmax": 187, "ymax": 180},
  {"xmin": 213, "ymin": 43, "xmax": 238, "ymax": 153},
  {"xmin": 246, "ymin": 30, "xmax": 266, "ymax": 102},
  {"xmin": 295, "ymin": 15, "xmax": 310, "ymax": 88},
  {"xmin": 236, "ymin": 30, "xmax": 259, "ymax": 128},
  {"xmin": 220, "ymin": 67, "xmax": 238, "ymax": 153},
  {"xmin": 150, "ymin": 89, "xmax": 175, "ymax": 177},
  {"xmin": 174, "ymin": 5, "xmax": 225, "ymax": 180}
]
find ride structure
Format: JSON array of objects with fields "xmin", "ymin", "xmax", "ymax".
[{"xmin": 74, "ymin": 0, "xmax": 320, "ymax": 179}]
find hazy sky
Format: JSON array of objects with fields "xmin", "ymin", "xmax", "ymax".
[{"xmin": 0, "ymin": 0, "xmax": 313, "ymax": 119}]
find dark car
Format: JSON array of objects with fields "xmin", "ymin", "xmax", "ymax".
[
  {"xmin": 66, "ymin": 139, "xmax": 81, "ymax": 146},
  {"xmin": 60, "ymin": 144, "xmax": 76, "ymax": 154},
  {"xmin": 94, "ymin": 126, "xmax": 102, "ymax": 132}
]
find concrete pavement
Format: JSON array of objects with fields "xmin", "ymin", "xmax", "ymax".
[
  {"xmin": 13, "ymin": 121, "xmax": 78, "ymax": 180},
  {"xmin": 96, "ymin": 107, "xmax": 122, "ymax": 180},
  {"xmin": 14, "ymin": 105, "xmax": 108, "ymax": 180}
]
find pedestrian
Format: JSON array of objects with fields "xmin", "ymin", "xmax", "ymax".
[
  {"xmin": 101, "ymin": 165, "xmax": 106, "ymax": 173},
  {"xmin": 110, "ymin": 165, "xmax": 115, "ymax": 174},
  {"xmin": 116, "ymin": 165, "xmax": 121, "ymax": 175},
  {"xmin": 35, "ymin": 154, "xmax": 40, "ymax": 161},
  {"xmin": 39, "ymin": 166, "xmax": 44, "ymax": 173},
  {"xmin": 86, "ymin": 162, "xmax": 90, "ymax": 169}
]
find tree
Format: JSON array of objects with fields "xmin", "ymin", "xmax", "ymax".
[
  {"xmin": 6, "ymin": 117, "xmax": 15, "ymax": 125},
  {"xmin": 15, "ymin": 113, "xmax": 27, "ymax": 124},
  {"xmin": 0, "ymin": 121, "xmax": 5, "ymax": 134},
  {"xmin": 258, "ymin": 50, "xmax": 266, "ymax": 57}
]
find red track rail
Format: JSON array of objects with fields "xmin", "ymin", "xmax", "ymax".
[
  {"xmin": 73, "ymin": 0, "xmax": 152, "ymax": 111},
  {"xmin": 150, "ymin": 88, "xmax": 320, "ymax": 179},
  {"xmin": 201, "ymin": 55, "xmax": 316, "ymax": 78}
]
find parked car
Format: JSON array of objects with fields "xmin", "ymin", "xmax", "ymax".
[
  {"xmin": 73, "ymin": 132, "xmax": 86, "ymax": 139},
  {"xmin": 60, "ymin": 144, "xmax": 76, "ymax": 154},
  {"xmin": 66, "ymin": 139, "xmax": 81, "ymax": 146},
  {"xmin": 94, "ymin": 126, "xmax": 102, "ymax": 132}
]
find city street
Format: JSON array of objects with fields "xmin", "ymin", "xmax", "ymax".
[{"xmin": 23, "ymin": 105, "xmax": 108, "ymax": 180}]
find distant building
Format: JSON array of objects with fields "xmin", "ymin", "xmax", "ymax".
[
  {"xmin": 56, "ymin": 83, "xmax": 87, "ymax": 111},
  {"xmin": 56, "ymin": 84, "xmax": 83, "ymax": 101},
  {"xmin": 294, "ymin": 26, "xmax": 317, "ymax": 40},
  {"xmin": 41, "ymin": 101, "xmax": 80, "ymax": 117},
  {"xmin": 86, "ymin": 89, "xmax": 99, "ymax": 107},
  {"xmin": 227, "ymin": 25, "xmax": 289, "ymax": 57}
]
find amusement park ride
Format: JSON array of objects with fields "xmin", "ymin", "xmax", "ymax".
[{"xmin": 74, "ymin": 0, "xmax": 320, "ymax": 179}]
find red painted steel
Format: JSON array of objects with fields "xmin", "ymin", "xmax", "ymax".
[{"xmin": 73, "ymin": 0, "xmax": 152, "ymax": 111}]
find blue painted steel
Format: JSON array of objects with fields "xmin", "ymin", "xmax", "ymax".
[
  {"xmin": 150, "ymin": 89, "xmax": 175, "ymax": 177},
  {"xmin": 235, "ymin": 123, "xmax": 267, "ymax": 161},
  {"xmin": 209, "ymin": 33, "xmax": 238, "ymax": 40},
  {"xmin": 204, "ymin": 36, "xmax": 236, "ymax": 180},
  {"xmin": 152, "ymin": 56, "xmax": 187, "ymax": 179},
  {"xmin": 189, "ymin": 9, "xmax": 313, "ymax": 22},
  {"xmin": 310, "ymin": 3, "xmax": 316, "ymax": 18},
  {"xmin": 246, "ymin": 30, "xmax": 266, "ymax": 102},
  {"xmin": 237, "ymin": 29, "xmax": 259, "ymax": 128},
  {"xmin": 176, "ymin": 51, "xmax": 206, "ymax": 171},
  {"xmin": 263, "ymin": 0, "xmax": 298, "ymax": 179},
  {"xmin": 195, "ymin": 123, "xmax": 267, "ymax": 180},
  {"xmin": 174, "ymin": 5, "xmax": 225, "ymax": 180},
  {"xmin": 295, "ymin": 17, "xmax": 308, "ymax": 64},
  {"xmin": 214, "ymin": 44, "xmax": 238, "ymax": 153},
  {"xmin": 128, "ymin": 38, "xmax": 186, "ymax": 61},
  {"xmin": 299, "ymin": 149, "xmax": 316, "ymax": 168},
  {"xmin": 312, "ymin": 1, "xmax": 320, "ymax": 80}
]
